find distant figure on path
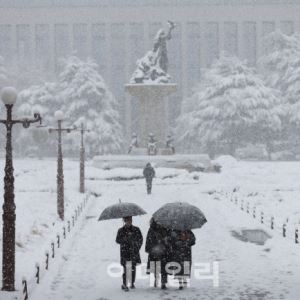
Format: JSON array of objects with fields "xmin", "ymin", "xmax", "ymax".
[
  {"xmin": 116, "ymin": 216, "xmax": 143, "ymax": 291},
  {"xmin": 170, "ymin": 230, "xmax": 196, "ymax": 290},
  {"xmin": 143, "ymin": 163, "xmax": 155, "ymax": 194}
]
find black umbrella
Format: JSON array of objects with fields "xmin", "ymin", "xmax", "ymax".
[
  {"xmin": 152, "ymin": 202, "xmax": 207, "ymax": 230},
  {"xmin": 98, "ymin": 201, "xmax": 147, "ymax": 221}
]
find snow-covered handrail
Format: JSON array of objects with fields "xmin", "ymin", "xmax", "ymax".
[
  {"xmin": 19, "ymin": 193, "xmax": 91, "ymax": 300},
  {"xmin": 223, "ymin": 189, "xmax": 300, "ymax": 245}
]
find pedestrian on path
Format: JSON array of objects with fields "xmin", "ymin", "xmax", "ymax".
[
  {"xmin": 143, "ymin": 163, "xmax": 155, "ymax": 194},
  {"xmin": 116, "ymin": 216, "xmax": 143, "ymax": 291},
  {"xmin": 145, "ymin": 218, "xmax": 172, "ymax": 289},
  {"xmin": 170, "ymin": 229, "xmax": 196, "ymax": 290}
]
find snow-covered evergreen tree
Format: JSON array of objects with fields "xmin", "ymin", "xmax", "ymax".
[
  {"xmin": 177, "ymin": 54, "xmax": 281, "ymax": 157},
  {"xmin": 259, "ymin": 31, "xmax": 300, "ymax": 95},
  {"xmin": 259, "ymin": 31, "xmax": 300, "ymax": 128},
  {"xmin": 17, "ymin": 82, "xmax": 58, "ymax": 156},
  {"xmin": 18, "ymin": 82, "xmax": 58, "ymax": 121},
  {"xmin": 58, "ymin": 56, "xmax": 123, "ymax": 155}
]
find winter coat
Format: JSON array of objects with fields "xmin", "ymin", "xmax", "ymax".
[
  {"xmin": 145, "ymin": 225, "xmax": 172, "ymax": 261},
  {"xmin": 116, "ymin": 225, "xmax": 143, "ymax": 266},
  {"xmin": 170, "ymin": 230, "xmax": 195, "ymax": 276},
  {"xmin": 143, "ymin": 165, "xmax": 155, "ymax": 181},
  {"xmin": 145, "ymin": 223, "xmax": 172, "ymax": 274}
]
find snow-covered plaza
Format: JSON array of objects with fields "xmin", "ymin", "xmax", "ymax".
[
  {"xmin": 1, "ymin": 2, "xmax": 300, "ymax": 300},
  {"xmin": 0, "ymin": 157, "xmax": 299, "ymax": 300}
]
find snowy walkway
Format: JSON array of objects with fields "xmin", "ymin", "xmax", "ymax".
[{"xmin": 29, "ymin": 178, "xmax": 300, "ymax": 300}]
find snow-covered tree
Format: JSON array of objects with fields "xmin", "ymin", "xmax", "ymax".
[
  {"xmin": 17, "ymin": 82, "xmax": 58, "ymax": 156},
  {"xmin": 15, "ymin": 56, "xmax": 123, "ymax": 156},
  {"xmin": 177, "ymin": 54, "xmax": 282, "ymax": 157},
  {"xmin": 18, "ymin": 82, "xmax": 58, "ymax": 121},
  {"xmin": 259, "ymin": 31, "xmax": 300, "ymax": 94},
  {"xmin": 58, "ymin": 56, "xmax": 123, "ymax": 155},
  {"xmin": 259, "ymin": 31, "xmax": 300, "ymax": 129}
]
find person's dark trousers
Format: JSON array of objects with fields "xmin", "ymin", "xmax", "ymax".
[
  {"xmin": 122, "ymin": 263, "xmax": 136, "ymax": 286},
  {"xmin": 152, "ymin": 261, "xmax": 168, "ymax": 287},
  {"xmin": 161, "ymin": 261, "xmax": 168, "ymax": 285},
  {"xmin": 146, "ymin": 180, "xmax": 152, "ymax": 194}
]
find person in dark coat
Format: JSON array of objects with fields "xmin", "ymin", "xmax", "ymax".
[
  {"xmin": 143, "ymin": 163, "xmax": 155, "ymax": 194},
  {"xmin": 170, "ymin": 230, "xmax": 196, "ymax": 290},
  {"xmin": 116, "ymin": 216, "xmax": 143, "ymax": 291},
  {"xmin": 145, "ymin": 218, "xmax": 172, "ymax": 289}
]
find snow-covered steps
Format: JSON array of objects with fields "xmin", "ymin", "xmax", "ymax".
[{"xmin": 93, "ymin": 154, "xmax": 215, "ymax": 172}]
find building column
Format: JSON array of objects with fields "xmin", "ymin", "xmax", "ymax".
[
  {"xmin": 87, "ymin": 23, "xmax": 92, "ymax": 59},
  {"xmin": 219, "ymin": 21, "xmax": 224, "ymax": 56},
  {"xmin": 256, "ymin": 21, "xmax": 263, "ymax": 63},
  {"xmin": 29, "ymin": 24, "xmax": 35, "ymax": 70},
  {"xmin": 49, "ymin": 23, "xmax": 55, "ymax": 76},
  {"xmin": 181, "ymin": 21, "xmax": 188, "ymax": 99},
  {"xmin": 237, "ymin": 22, "xmax": 244, "ymax": 62},
  {"xmin": 200, "ymin": 21, "xmax": 207, "ymax": 69},
  {"xmin": 124, "ymin": 23, "xmax": 131, "ymax": 143},
  {"xmin": 11, "ymin": 25, "xmax": 17, "ymax": 72}
]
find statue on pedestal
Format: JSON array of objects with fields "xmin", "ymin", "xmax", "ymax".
[
  {"xmin": 153, "ymin": 21, "xmax": 175, "ymax": 73},
  {"xmin": 166, "ymin": 134, "xmax": 175, "ymax": 154},
  {"xmin": 128, "ymin": 132, "xmax": 138, "ymax": 154},
  {"xmin": 130, "ymin": 21, "xmax": 176, "ymax": 84},
  {"xmin": 147, "ymin": 133, "xmax": 158, "ymax": 155}
]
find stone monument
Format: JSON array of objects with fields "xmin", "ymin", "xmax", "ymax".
[
  {"xmin": 94, "ymin": 21, "xmax": 214, "ymax": 171},
  {"xmin": 125, "ymin": 21, "xmax": 177, "ymax": 152}
]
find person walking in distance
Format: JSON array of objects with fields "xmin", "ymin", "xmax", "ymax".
[
  {"xmin": 116, "ymin": 216, "xmax": 143, "ymax": 291},
  {"xmin": 143, "ymin": 163, "xmax": 155, "ymax": 194}
]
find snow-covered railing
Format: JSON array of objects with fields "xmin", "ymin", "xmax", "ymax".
[
  {"xmin": 20, "ymin": 193, "xmax": 91, "ymax": 300},
  {"xmin": 222, "ymin": 189, "xmax": 299, "ymax": 245}
]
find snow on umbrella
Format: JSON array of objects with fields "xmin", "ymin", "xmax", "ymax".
[
  {"xmin": 152, "ymin": 202, "xmax": 207, "ymax": 230},
  {"xmin": 98, "ymin": 202, "xmax": 147, "ymax": 221}
]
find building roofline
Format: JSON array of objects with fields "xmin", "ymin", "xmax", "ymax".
[{"xmin": 0, "ymin": 0, "xmax": 300, "ymax": 8}]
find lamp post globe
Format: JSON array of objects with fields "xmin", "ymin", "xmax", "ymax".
[
  {"xmin": 1, "ymin": 87, "xmax": 17, "ymax": 106},
  {"xmin": 54, "ymin": 110, "xmax": 64, "ymax": 121}
]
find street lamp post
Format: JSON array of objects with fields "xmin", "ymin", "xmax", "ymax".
[
  {"xmin": 78, "ymin": 123, "xmax": 90, "ymax": 194},
  {"xmin": 0, "ymin": 87, "xmax": 42, "ymax": 291},
  {"xmin": 49, "ymin": 111, "xmax": 76, "ymax": 221}
]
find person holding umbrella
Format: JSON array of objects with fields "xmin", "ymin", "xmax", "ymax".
[
  {"xmin": 170, "ymin": 229, "xmax": 195, "ymax": 289},
  {"xmin": 98, "ymin": 201, "xmax": 146, "ymax": 292},
  {"xmin": 143, "ymin": 162, "xmax": 155, "ymax": 194},
  {"xmin": 152, "ymin": 202, "xmax": 207, "ymax": 289},
  {"xmin": 116, "ymin": 216, "xmax": 143, "ymax": 291},
  {"xmin": 145, "ymin": 218, "xmax": 172, "ymax": 289}
]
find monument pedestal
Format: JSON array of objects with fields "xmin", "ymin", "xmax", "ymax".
[{"xmin": 125, "ymin": 83, "xmax": 177, "ymax": 148}]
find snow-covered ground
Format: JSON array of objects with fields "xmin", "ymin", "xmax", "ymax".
[{"xmin": 0, "ymin": 158, "xmax": 300, "ymax": 300}]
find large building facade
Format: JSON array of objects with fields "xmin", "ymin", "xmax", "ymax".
[{"xmin": 0, "ymin": 0, "xmax": 299, "ymax": 139}]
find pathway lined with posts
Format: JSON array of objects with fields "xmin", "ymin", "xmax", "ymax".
[
  {"xmin": 28, "ymin": 178, "xmax": 300, "ymax": 300},
  {"xmin": 222, "ymin": 189, "xmax": 299, "ymax": 245},
  {"xmin": 20, "ymin": 194, "xmax": 91, "ymax": 300}
]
